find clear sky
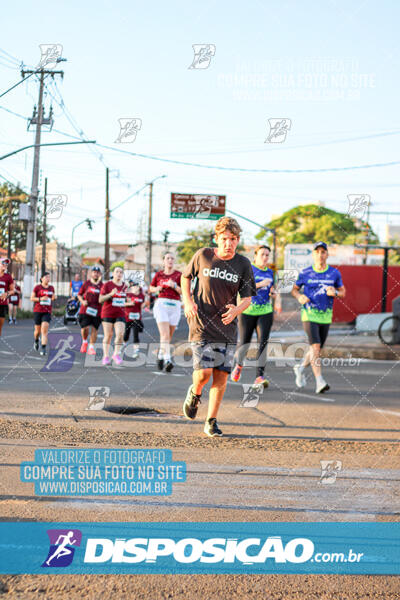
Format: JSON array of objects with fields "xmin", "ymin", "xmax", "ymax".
[{"xmin": 1, "ymin": 0, "xmax": 399, "ymax": 248}]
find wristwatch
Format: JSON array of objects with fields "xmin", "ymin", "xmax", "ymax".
[{"xmin": 335, "ymin": 290, "xmax": 338, "ymax": 297}]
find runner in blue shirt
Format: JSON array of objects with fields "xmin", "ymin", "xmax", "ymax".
[
  {"xmin": 231, "ymin": 245, "xmax": 276, "ymax": 388},
  {"xmin": 70, "ymin": 273, "xmax": 83, "ymax": 298},
  {"xmin": 291, "ymin": 242, "xmax": 346, "ymax": 394}
]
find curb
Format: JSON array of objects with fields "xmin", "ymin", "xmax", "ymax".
[{"xmin": 173, "ymin": 342, "xmax": 400, "ymax": 361}]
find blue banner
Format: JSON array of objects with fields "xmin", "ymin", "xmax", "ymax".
[{"xmin": 0, "ymin": 522, "xmax": 399, "ymax": 574}]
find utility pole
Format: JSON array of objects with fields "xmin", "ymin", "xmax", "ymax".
[
  {"xmin": 144, "ymin": 175, "xmax": 166, "ymax": 284},
  {"xmin": 7, "ymin": 196, "xmax": 12, "ymax": 260},
  {"xmin": 363, "ymin": 198, "xmax": 371, "ymax": 266},
  {"xmin": 41, "ymin": 177, "xmax": 47, "ymax": 274},
  {"xmin": 104, "ymin": 167, "xmax": 110, "ymax": 279},
  {"xmin": 145, "ymin": 182, "xmax": 153, "ymax": 284},
  {"xmin": 21, "ymin": 66, "xmax": 63, "ymax": 309}
]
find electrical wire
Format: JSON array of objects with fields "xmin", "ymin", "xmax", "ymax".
[{"xmin": 95, "ymin": 143, "xmax": 400, "ymax": 174}]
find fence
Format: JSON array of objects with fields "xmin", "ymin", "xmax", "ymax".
[
  {"xmin": 9, "ymin": 261, "xmax": 90, "ymax": 298},
  {"xmin": 332, "ymin": 265, "xmax": 400, "ymax": 323}
]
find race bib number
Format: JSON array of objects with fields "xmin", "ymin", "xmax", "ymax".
[
  {"xmin": 86, "ymin": 306, "xmax": 98, "ymax": 317},
  {"xmin": 128, "ymin": 312, "xmax": 140, "ymax": 320},
  {"xmin": 10, "ymin": 295, "xmax": 18, "ymax": 302},
  {"xmin": 40, "ymin": 297, "xmax": 51, "ymax": 306},
  {"xmin": 112, "ymin": 297, "xmax": 125, "ymax": 307}
]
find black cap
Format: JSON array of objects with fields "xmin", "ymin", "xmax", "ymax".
[
  {"xmin": 313, "ymin": 241, "xmax": 328, "ymax": 251},
  {"xmin": 91, "ymin": 266, "xmax": 101, "ymax": 272}
]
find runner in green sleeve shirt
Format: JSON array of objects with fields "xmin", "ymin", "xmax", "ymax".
[
  {"xmin": 231, "ymin": 245, "xmax": 276, "ymax": 388},
  {"xmin": 291, "ymin": 242, "xmax": 346, "ymax": 394}
]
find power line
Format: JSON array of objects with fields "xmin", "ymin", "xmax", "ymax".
[
  {"xmin": 0, "ymin": 47, "xmax": 21, "ymax": 66},
  {"xmin": 43, "ymin": 78, "xmax": 133, "ymax": 191},
  {"xmin": 0, "ymin": 104, "xmax": 84, "ymax": 141},
  {"xmin": 96, "ymin": 143, "xmax": 400, "ymax": 174},
  {"xmin": 0, "ymin": 71, "xmax": 35, "ymax": 99}
]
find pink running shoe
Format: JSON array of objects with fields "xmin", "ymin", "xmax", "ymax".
[
  {"xmin": 112, "ymin": 353, "xmax": 123, "ymax": 366},
  {"xmin": 231, "ymin": 364, "xmax": 243, "ymax": 382},
  {"xmin": 102, "ymin": 356, "xmax": 111, "ymax": 366},
  {"xmin": 80, "ymin": 340, "xmax": 88, "ymax": 353},
  {"xmin": 87, "ymin": 346, "xmax": 96, "ymax": 356},
  {"xmin": 254, "ymin": 375, "xmax": 269, "ymax": 389}
]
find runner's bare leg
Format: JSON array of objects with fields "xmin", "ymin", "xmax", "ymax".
[
  {"xmin": 309, "ymin": 343, "xmax": 322, "ymax": 379},
  {"xmin": 102, "ymin": 322, "xmax": 113, "ymax": 357},
  {"xmin": 114, "ymin": 321, "xmax": 125, "ymax": 356},
  {"xmin": 41, "ymin": 321, "xmax": 49, "ymax": 346},
  {"xmin": 207, "ymin": 369, "xmax": 228, "ymax": 419},
  {"xmin": 192, "ymin": 367, "xmax": 212, "ymax": 396}
]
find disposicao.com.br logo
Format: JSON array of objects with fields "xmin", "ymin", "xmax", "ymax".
[
  {"xmin": 84, "ymin": 535, "xmax": 312, "ymax": 564},
  {"xmin": 0, "ymin": 522, "xmax": 393, "ymax": 574},
  {"xmin": 82, "ymin": 536, "xmax": 363, "ymax": 566}
]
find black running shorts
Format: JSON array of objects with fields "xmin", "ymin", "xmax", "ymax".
[
  {"xmin": 78, "ymin": 313, "xmax": 102, "ymax": 329},
  {"xmin": 303, "ymin": 321, "xmax": 330, "ymax": 348},
  {"xmin": 33, "ymin": 312, "xmax": 51, "ymax": 325},
  {"xmin": 102, "ymin": 317, "xmax": 126, "ymax": 324}
]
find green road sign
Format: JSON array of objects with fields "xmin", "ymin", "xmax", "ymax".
[{"xmin": 170, "ymin": 193, "xmax": 226, "ymax": 220}]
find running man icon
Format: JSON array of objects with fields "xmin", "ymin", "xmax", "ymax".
[
  {"xmin": 41, "ymin": 333, "xmax": 81, "ymax": 372},
  {"xmin": 42, "ymin": 529, "xmax": 82, "ymax": 568},
  {"xmin": 46, "ymin": 532, "xmax": 77, "ymax": 566}
]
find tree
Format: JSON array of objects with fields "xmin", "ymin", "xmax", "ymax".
[
  {"xmin": 256, "ymin": 204, "xmax": 379, "ymax": 266},
  {"xmin": 387, "ymin": 240, "xmax": 400, "ymax": 266},
  {"xmin": 110, "ymin": 260, "xmax": 124, "ymax": 271},
  {"xmin": 0, "ymin": 183, "xmax": 53, "ymax": 252},
  {"xmin": 177, "ymin": 224, "xmax": 245, "ymax": 265}
]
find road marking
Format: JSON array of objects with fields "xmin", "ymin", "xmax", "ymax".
[
  {"xmin": 227, "ymin": 381, "xmax": 335, "ymax": 402},
  {"xmin": 287, "ymin": 391, "xmax": 335, "ymax": 402},
  {"xmin": 374, "ymin": 408, "xmax": 400, "ymax": 418},
  {"xmin": 151, "ymin": 371, "xmax": 185, "ymax": 377},
  {"xmin": 1, "ymin": 334, "xmax": 22, "ymax": 339},
  {"xmin": 359, "ymin": 358, "xmax": 400, "ymax": 365}
]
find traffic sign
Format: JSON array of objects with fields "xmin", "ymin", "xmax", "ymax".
[{"xmin": 170, "ymin": 193, "xmax": 226, "ymax": 220}]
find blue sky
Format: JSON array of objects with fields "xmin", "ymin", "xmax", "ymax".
[{"xmin": 1, "ymin": 0, "xmax": 399, "ymax": 248}]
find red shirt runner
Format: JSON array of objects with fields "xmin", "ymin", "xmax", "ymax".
[
  {"xmin": 125, "ymin": 291, "xmax": 145, "ymax": 322},
  {"xmin": 33, "ymin": 284, "xmax": 55, "ymax": 313},
  {"xmin": 151, "ymin": 270, "xmax": 181, "ymax": 301},
  {"xmin": 0, "ymin": 272, "xmax": 14, "ymax": 305},
  {"xmin": 8, "ymin": 283, "xmax": 21, "ymax": 306},
  {"xmin": 100, "ymin": 281, "xmax": 127, "ymax": 319},
  {"xmin": 78, "ymin": 280, "xmax": 102, "ymax": 316}
]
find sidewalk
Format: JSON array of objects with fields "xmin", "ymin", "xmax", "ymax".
[{"xmin": 271, "ymin": 311, "xmax": 400, "ymax": 360}]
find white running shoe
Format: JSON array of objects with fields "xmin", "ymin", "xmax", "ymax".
[
  {"xmin": 293, "ymin": 364, "xmax": 306, "ymax": 388},
  {"xmin": 316, "ymin": 378, "xmax": 330, "ymax": 394}
]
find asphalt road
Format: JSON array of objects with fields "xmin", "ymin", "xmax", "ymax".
[{"xmin": 0, "ymin": 315, "xmax": 399, "ymax": 599}]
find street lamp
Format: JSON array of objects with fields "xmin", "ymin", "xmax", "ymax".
[
  {"xmin": 226, "ymin": 208, "xmax": 278, "ymax": 266},
  {"xmin": 0, "ymin": 140, "xmax": 96, "ymax": 161}
]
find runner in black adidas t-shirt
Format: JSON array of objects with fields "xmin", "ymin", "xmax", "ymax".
[{"xmin": 181, "ymin": 217, "xmax": 256, "ymax": 437}]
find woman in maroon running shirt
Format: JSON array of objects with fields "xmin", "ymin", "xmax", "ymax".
[
  {"xmin": 99, "ymin": 266, "xmax": 127, "ymax": 366},
  {"xmin": 8, "ymin": 282, "xmax": 21, "ymax": 325},
  {"xmin": 0, "ymin": 258, "xmax": 14, "ymax": 337},
  {"xmin": 149, "ymin": 252, "xmax": 182, "ymax": 372},
  {"xmin": 30, "ymin": 272, "xmax": 56, "ymax": 355}
]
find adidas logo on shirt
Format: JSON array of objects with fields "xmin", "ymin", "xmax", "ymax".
[{"xmin": 202, "ymin": 267, "xmax": 239, "ymax": 283}]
